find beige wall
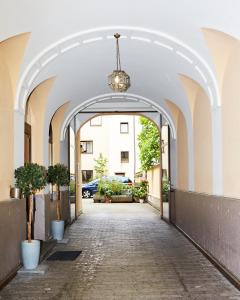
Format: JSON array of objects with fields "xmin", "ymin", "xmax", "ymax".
[
  {"xmin": 26, "ymin": 77, "xmax": 55, "ymax": 165},
  {"xmin": 0, "ymin": 33, "xmax": 30, "ymax": 201},
  {"xmin": 203, "ymin": 29, "xmax": 240, "ymax": 198},
  {"xmin": 222, "ymin": 42, "xmax": 240, "ymax": 198},
  {"xmin": 147, "ymin": 164, "xmax": 161, "ymax": 210},
  {"xmin": 194, "ymin": 88, "xmax": 213, "ymax": 194},
  {"xmin": 179, "ymin": 75, "xmax": 212, "ymax": 194},
  {"xmin": 51, "ymin": 102, "xmax": 69, "ymax": 165},
  {"xmin": 165, "ymin": 100, "xmax": 189, "ymax": 190},
  {"xmin": 147, "ymin": 164, "xmax": 161, "ymax": 198}
]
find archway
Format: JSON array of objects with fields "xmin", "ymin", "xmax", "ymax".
[{"xmin": 66, "ymin": 110, "xmax": 173, "ymax": 222}]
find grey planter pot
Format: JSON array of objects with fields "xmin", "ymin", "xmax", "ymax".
[
  {"xmin": 51, "ymin": 220, "xmax": 64, "ymax": 240},
  {"xmin": 21, "ymin": 240, "xmax": 40, "ymax": 270}
]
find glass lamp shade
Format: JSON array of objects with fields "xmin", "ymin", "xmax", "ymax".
[{"xmin": 108, "ymin": 70, "xmax": 130, "ymax": 92}]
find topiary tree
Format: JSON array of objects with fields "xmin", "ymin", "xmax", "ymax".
[
  {"xmin": 15, "ymin": 163, "xmax": 47, "ymax": 243},
  {"xmin": 47, "ymin": 164, "xmax": 70, "ymax": 220}
]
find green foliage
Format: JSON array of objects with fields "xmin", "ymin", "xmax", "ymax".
[
  {"xmin": 69, "ymin": 180, "xmax": 75, "ymax": 196},
  {"xmin": 162, "ymin": 181, "xmax": 170, "ymax": 195},
  {"xmin": 139, "ymin": 180, "xmax": 148, "ymax": 190},
  {"xmin": 47, "ymin": 163, "xmax": 70, "ymax": 188},
  {"xmin": 97, "ymin": 180, "xmax": 126, "ymax": 196},
  {"xmin": 138, "ymin": 117, "xmax": 160, "ymax": 171},
  {"xmin": 132, "ymin": 180, "xmax": 148, "ymax": 200},
  {"xmin": 97, "ymin": 180, "xmax": 109, "ymax": 196},
  {"xmin": 15, "ymin": 163, "xmax": 47, "ymax": 197},
  {"xmin": 110, "ymin": 180, "xmax": 125, "ymax": 195},
  {"xmin": 132, "ymin": 186, "xmax": 147, "ymax": 199},
  {"xmin": 94, "ymin": 153, "xmax": 108, "ymax": 178}
]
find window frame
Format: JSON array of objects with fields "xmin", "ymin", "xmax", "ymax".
[
  {"xmin": 82, "ymin": 170, "xmax": 93, "ymax": 183},
  {"xmin": 120, "ymin": 122, "xmax": 129, "ymax": 134},
  {"xmin": 120, "ymin": 151, "xmax": 129, "ymax": 163},
  {"xmin": 80, "ymin": 140, "xmax": 93, "ymax": 154}
]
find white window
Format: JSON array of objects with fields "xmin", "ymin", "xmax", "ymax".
[
  {"xmin": 80, "ymin": 141, "xmax": 93, "ymax": 154},
  {"xmin": 120, "ymin": 122, "xmax": 129, "ymax": 133}
]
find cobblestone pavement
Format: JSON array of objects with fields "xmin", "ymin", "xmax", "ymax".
[{"xmin": 1, "ymin": 200, "xmax": 240, "ymax": 300}]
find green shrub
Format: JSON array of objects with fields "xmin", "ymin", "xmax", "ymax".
[
  {"xmin": 15, "ymin": 163, "xmax": 47, "ymax": 198},
  {"xmin": 97, "ymin": 179, "xmax": 128, "ymax": 196},
  {"xmin": 162, "ymin": 181, "xmax": 170, "ymax": 195},
  {"xmin": 110, "ymin": 180, "xmax": 125, "ymax": 195},
  {"xmin": 15, "ymin": 163, "xmax": 47, "ymax": 242},
  {"xmin": 69, "ymin": 180, "xmax": 75, "ymax": 196},
  {"xmin": 47, "ymin": 164, "xmax": 70, "ymax": 220},
  {"xmin": 132, "ymin": 186, "xmax": 147, "ymax": 199}
]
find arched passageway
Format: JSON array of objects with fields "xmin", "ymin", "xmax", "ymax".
[{"xmin": 1, "ymin": 1, "xmax": 240, "ymax": 296}]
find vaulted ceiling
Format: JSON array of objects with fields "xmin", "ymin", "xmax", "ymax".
[{"xmin": 1, "ymin": 0, "xmax": 239, "ymax": 130}]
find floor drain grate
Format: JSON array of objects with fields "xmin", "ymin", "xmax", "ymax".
[{"xmin": 47, "ymin": 251, "xmax": 82, "ymax": 261}]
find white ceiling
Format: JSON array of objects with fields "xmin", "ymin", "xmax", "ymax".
[{"xmin": 1, "ymin": 0, "xmax": 240, "ymax": 129}]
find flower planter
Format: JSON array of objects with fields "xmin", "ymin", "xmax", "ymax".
[
  {"xmin": 21, "ymin": 240, "xmax": 40, "ymax": 270},
  {"xmin": 51, "ymin": 220, "xmax": 64, "ymax": 240},
  {"xmin": 139, "ymin": 199, "xmax": 144, "ymax": 204}
]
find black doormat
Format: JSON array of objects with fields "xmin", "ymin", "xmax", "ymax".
[{"xmin": 47, "ymin": 251, "xmax": 82, "ymax": 261}]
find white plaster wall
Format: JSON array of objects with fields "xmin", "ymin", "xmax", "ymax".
[{"xmin": 80, "ymin": 115, "xmax": 142, "ymax": 181}]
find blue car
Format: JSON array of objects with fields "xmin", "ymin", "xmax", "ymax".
[{"xmin": 82, "ymin": 176, "xmax": 132, "ymax": 198}]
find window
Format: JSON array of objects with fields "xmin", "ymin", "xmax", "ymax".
[
  {"xmin": 120, "ymin": 122, "xmax": 129, "ymax": 133},
  {"xmin": 121, "ymin": 151, "xmax": 129, "ymax": 163},
  {"xmin": 80, "ymin": 141, "xmax": 93, "ymax": 154},
  {"xmin": 115, "ymin": 172, "xmax": 125, "ymax": 176},
  {"xmin": 82, "ymin": 170, "xmax": 93, "ymax": 183},
  {"xmin": 90, "ymin": 116, "xmax": 102, "ymax": 126}
]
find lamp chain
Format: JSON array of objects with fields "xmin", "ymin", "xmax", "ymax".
[{"xmin": 116, "ymin": 35, "xmax": 121, "ymax": 71}]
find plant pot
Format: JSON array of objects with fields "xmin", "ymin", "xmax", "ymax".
[
  {"xmin": 10, "ymin": 187, "xmax": 21, "ymax": 199},
  {"xmin": 21, "ymin": 240, "xmax": 40, "ymax": 270},
  {"xmin": 139, "ymin": 199, "xmax": 144, "ymax": 204},
  {"xmin": 51, "ymin": 220, "xmax": 64, "ymax": 240}
]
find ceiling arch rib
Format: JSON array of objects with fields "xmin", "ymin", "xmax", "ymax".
[
  {"xmin": 15, "ymin": 26, "xmax": 220, "ymax": 112},
  {"xmin": 60, "ymin": 93, "xmax": 177, "ymax": 141}
]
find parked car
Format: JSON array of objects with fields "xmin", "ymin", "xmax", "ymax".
[{"xmin": 82, "ymin": 176, "xmax": 132, "ymax": 198}]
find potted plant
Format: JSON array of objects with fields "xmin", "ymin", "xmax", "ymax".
[
  {"xmin": 137, "ymin": 187, "xmax": 147, "ymax": 203},
  {"xmin": 132, "ymin": 186, "xmax": 147, "ymax": 203},
  {"xmin": 15, "ymin": 163, "xmax": 47, "ymax": 270},
  {"xmin": 47, "ymin": 164, "xmax": 70, "ymax": 240}
]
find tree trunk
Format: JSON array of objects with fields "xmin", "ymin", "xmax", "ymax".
[
  {"xmin": 27, "ymin": 194, "xmax": 34, "ymax": 243},
  {"xmin": 56, "ymin": 185, "xmax": 61, "ymax": 220}
]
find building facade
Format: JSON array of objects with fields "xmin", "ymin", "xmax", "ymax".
[{"xmin": 80, "ymin": 115, "xmax": 142, "ymax": 182}]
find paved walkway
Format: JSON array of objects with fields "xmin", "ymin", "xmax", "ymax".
[{"xmin": 1, "ymin": 200, "xmax": 240, "ymax": 300}]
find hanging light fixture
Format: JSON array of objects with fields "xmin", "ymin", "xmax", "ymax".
[{"xmin": 108, "ymin": 33, "xmax": 130, "ymax": 92}]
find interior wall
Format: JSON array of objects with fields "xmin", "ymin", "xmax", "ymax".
[
  {"xmin": 0, "ymin": 33, "xmax": 30, "ymax": 201},
  {"xmin": 179, "ymin": 76, "xmax": 212, "ymax": 194},
  {"xmin": 26, "ymin": 77, "xmax": 55, "ymax": 166},
  {"xmin": 203, "ymin": 29, "xmax": 240, "ymax": 198},
  {"xmin": 165, "ymin": 100, "xmax": 189, "ymax": 190},
  {"xmin": 222, "ymin": 42, "xmax": 240, "ymax": 198},
  {"xmin": 51, "ymin": 102, "xmax": 69, "ymax": 165},
  {"xmin": 193, "ymin": 88, "xmax": 213, "ymax": 194}
]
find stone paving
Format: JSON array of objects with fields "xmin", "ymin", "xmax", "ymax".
[{"xmin": 1, "ymin": 200, "xmax": 240, "ymax": 300}]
